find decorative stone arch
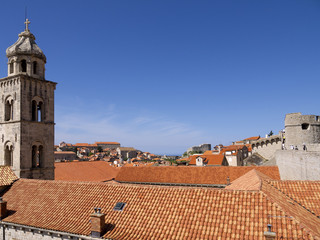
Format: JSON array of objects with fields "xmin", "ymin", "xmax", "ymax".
[
  {"xmin": 4, "ymin": 141, "xmax": 13, "ymax": 166},
  {"xmin": 261, "ymin": 142, "xmax": 265, "ymax": 148},
  {"xmin": 266, "ymin": 140, "xmax": 270, "ymax": 146},
  {"xmin": 31, "ymin": 96, "xmax": 44, "ymax": 122},
  {"xmin": 252, "ymin": 144, "xmax": 256, "ymax": 149},
  {"xmin": 31, "ymin": 141, "xmax": 44, "ymax": 168},
  {"xmin": 271, "ymin": 139, "xmax": 275, "ymax": 145},
  {"xmin": 4, "ymin": 95, "xmax": 14, "ymax": 121}
]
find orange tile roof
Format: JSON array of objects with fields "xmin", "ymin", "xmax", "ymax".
[
  {"xmin": 54, "ymin": 151, "xmax": 76, "ymax": 154},
  {"xmin": 0, "ymin": 166, "xmax": 18, "ymax": 186},
  {"xmin": 115, "ymin": 166, "xmax": 280, "ymax": 185},
  {"xmin": 222, "ymin": 145, "xmax": 247, "ymax": 151},
  {"xmin": 244, "ymin": 136, "xmax": 260, "ymax": 141},
  {"xmin": 189, "ymin": 154, "xmax": 226, "ymax": 166},
  {"xmin": 225, "ymin": 169, "xmax": 271, "ymax": 191},
  {"xmin": 74, "ymin": 143, "xmax": 98, "ymax": 147},
  {"xmin": 268, "ymin": 180, "xmax": 320, "ymax": 217},
  {"xmin": 54, "ymin": 161, "xmax": 120, "ymax": 182},
  {"xmin": 74, "ymin": 143, "xmax": 89, "ymax": 146},
  {"xmin": 95, "ymin": 142, "xmax": 120, "ymax": 145},
  {"xmin": 245, "ymin": 144, "xmax": 252, "ymax": 152},
  {"xmin": 1, "ymin": 178, "xmax": 319, "ymax": 239}
]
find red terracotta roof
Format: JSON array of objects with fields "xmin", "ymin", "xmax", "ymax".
[
  {"xmin": 0, "ymin": 166, "xmax": 18, "ymax": 186},
  {"xmin": 54, "ymin": 161, "xmax": 120, "ymax": 182},
  {"xmin": 74, "ymin": 143, "xmax": 98, "ymax": 147},
  {"xmin": 74, "ymin": 143, "xmax": 89, "ymax": 146},
  {"xmin": 222, "ymin": 145, "xmax": 247, "ymax": 151},
  {"xmin": 189, "ymin": 154, "xmax": 226, "ymax": 166},
  {"xmin": 268, "ymin": 180, "xmax": 320, "ymax": 217},
  {"xmin": 95, "ymin": 142, "xmax": 120, "ymax": 145},
  {"xmin": 115, "ymin": 166, "xmax": 280, "ymax": 185},
  {"xmin": 54, "ymin": 151, "xmax": 76, "ymax": 154},
  {"xmin": 225, "ymin": 169, "xmax": 271, "ymax": 191},
  {"xmin": 244, "ymin": 136, "xmax": 260, "ymax": 141},
  {"xmin": 1, "ymin": 178, "xmax": 318, "ymax": 239}
]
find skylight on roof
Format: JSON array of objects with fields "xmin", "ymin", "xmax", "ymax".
[{"xmin": 113, "ymin": 202, "xmax": 126, "ymax": 211}]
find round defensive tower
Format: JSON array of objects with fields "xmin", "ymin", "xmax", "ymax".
[{"xmin": 285, "ymin": 112, "xmax": 320, "ymax": 147}]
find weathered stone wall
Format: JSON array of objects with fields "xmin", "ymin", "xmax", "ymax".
[
  {"xmin": 0, "ymin": 75, "xmax": 56, "ymax": 180},
  {"xmin": 252, "ymin": 141, "xmax": 281, "ymax": 160},
  {"xmin": 0, "ymin": 225, "xmax": 84, "ymax": 240},
  {"xmin": 285, "ymin": 112, "xmax": 320, "ymax": 148},
  {"xmin": 275, "ymin": 150, "xmax": 320, "ymax": 180},
  {"xmin": 187, "ymin": 144, "xmax": 211, "ymax": 153}
]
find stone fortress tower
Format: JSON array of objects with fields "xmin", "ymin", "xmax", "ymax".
[
  {"xmin": 284, "ymin": 112, "xmax": 320, "ymax": 150},
  {"xmin": 0, "ymin": 19, "xmax": 56, "ymax": 179},
  {"xmin": 276, "ymin": 112, "xmax": 320, "ymax": 180}
]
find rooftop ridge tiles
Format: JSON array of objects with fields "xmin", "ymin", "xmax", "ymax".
[
  {"xmin": 1, "ymin": 179, "xmax": 318, "ymax": 239},
  {"xmin": 261, "ymin": 180, "xmax": 320, "ymax": 238}
]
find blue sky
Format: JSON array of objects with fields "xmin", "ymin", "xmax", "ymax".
[{"xmin": 0, "ymin": 1, "xmax": 320, "ymax": 155}]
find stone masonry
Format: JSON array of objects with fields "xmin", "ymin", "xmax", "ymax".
[{"xmin": 0, "ymin": 20, "xmax": 56, "ymax": 180}]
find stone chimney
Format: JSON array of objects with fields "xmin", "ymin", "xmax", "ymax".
[
  {"xmin": 264, "ymin": 224, "xmax": 276, "ymax": 240},
  {"xmin": 0, "ymin": 197, "xmax": 7, "ymax": 219},
  {"xmin": 90, "ymin": 207, "xmax": 106, "ymax": 238}
]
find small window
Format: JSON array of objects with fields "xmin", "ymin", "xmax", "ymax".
[
  {"xmin": 302, "ymin": 123, "xmax": 309, "ymax": 130},
  {"xmin": 10, "ymin": 62, "xmax": 14, "ymax": 74},
  {"xmin": 21, "ymin": 60, "xmax": 27, "ymax": 72},
  {"xmin": 33, "ymin": 61, "xmax": 37, "ymax": 74},
  {"xmin": 113, "ymin": 202, "xmax": 126, "ymax": 211}
]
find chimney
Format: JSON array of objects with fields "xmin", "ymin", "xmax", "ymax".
[
  {"xmin": 0, "ymin": 197, "xmax": 7, "ymax": 219},
  {"xmin": 218, "ymin": 145, "xmax": 221, "ymax": 153},
  {"xmin": 90, "ymin": 207, "xmax": 106, "ymax": 238},
  {"xmin": 264, "ymin": 224, "xmax": 276, "ymax": 240},
  {"xmin": 226, "ymin": 176, "xmax": 230, "ymax": 185}
]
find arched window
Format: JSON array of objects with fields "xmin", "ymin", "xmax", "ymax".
[
  {"xmin": 37, "ymin": 102, "xmax": 43, "ymax": 122},
  {"xmin": 32, "ymin": 100, "xmax": 37, "ymax": 121},
  {"xmin": 9, "ymin": 62, "xmax": 14, "ymax": 74},
  {"xmin": 33, "ymin": 61, "xmax": 37, "ymax": 74},
  {"xmin": 5, "ymin": 97, "xmax": 13, "ymax": 121},
  {"xmin": 4, "ymin": 143, "xmax": 13, "ymax": 166},
  {"xmin": 32, "ymin": 144, "xmax": 44, "ymax": 168},
  {"xmin": 21, "ymin": 60, "xmax": 27, "ymax": 72},
  {"xmin": 38, "ymin": 145, "xmax": 44, "ymax": 167},
  {"xmin": 32, "ymin": 145, "xmax": 37, "ymax": 168},
  {"xmin": 31, "ymin": 99, "xmax": 44, "ymax": 122}
]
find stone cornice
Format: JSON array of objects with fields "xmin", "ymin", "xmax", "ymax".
[{"xmin": 0, "ymin": 74, "xmax": 57, "ymax": 86}]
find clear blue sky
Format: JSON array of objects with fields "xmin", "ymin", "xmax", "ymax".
[{"xmin": 0, "ymin": 1, "xmax": 320, "ymax": 155}]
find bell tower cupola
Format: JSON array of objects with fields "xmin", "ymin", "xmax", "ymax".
[{"xmin": 6, "ymin": 19, "xmax": 46, "ymax": 79}]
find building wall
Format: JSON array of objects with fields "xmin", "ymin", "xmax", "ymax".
[
  {"xmin": 187, "ymin": 144, "xmax": 211, "ymax": 153},
  {"xmin": 275, "ymin": 150, "xmax": 320, "ymax": 180},
  {"xmin": 97, "ymin": 143, "xmax": 120, "ymax": 149},
  {"xmin": 0, "ymin": 225, "xmax": 81, "ymax": 240},
  {"xmin": 225, "ymin": 155, "xmax": 237, "ymax": 166},
  {"xmin": 0, "ymin": 75, "xmax": 56, "ymax": 180},
  {"xmin": 252, "ymin": 141, "xmax": 281, "ymax": 160},
  {"xmin": 285, "ymin": 112, "xmax": 320, "ymax": 148}
]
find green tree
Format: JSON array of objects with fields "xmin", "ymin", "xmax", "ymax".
[{"xmin": 268, "ymin": 130, "xmax": 274, "ymax": 137}]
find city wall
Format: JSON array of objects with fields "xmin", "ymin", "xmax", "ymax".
[
  {"xmin": 275, "ymin": 150, "xmax": 320, "ymax": 180},
  {"xmin": 251, "ymin": 135, "xmax": 282, "ymax": 160}
]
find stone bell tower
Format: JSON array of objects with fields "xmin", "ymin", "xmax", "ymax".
[{"xmin": 0, "ymin": 19, "xmax": 56, "ymax": 179}]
